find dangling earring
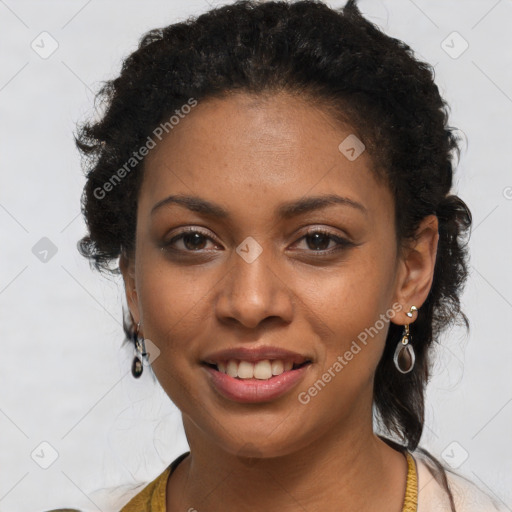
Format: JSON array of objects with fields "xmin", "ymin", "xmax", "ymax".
[
  {"xmin": 131, "ymin": 321, "xmax": 147, "ymax": 378},
  {"xmin": 393, "ymin": 305, "xmax": 418, "ymax": 374}
]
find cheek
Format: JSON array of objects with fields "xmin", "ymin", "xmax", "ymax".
[
  {"xmin": 301, "ymin": 251, "xmax": 392, "ymax": 333},
  {"xmin": 299, "ymin": 250, "xmax": 395, "ymax": 382},
  {"xmin": 137, "ymin": 267, "xmax": 205, "ymax": 414},
  {"xmin": 295, "ymin": 285, "xmax": 391, "ymax": 426},
  {"xmin": 137, "ymin": 245, "xmax": 208, "ymax": 329},
  {"xmin": 134, "ymin": 256, "xmax": 209, "ymax": 383}
]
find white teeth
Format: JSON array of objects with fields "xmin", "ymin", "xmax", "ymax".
[
  {"xmin": 271, "ymin": 360, "xmax": 284, "ymax": 375},
  {"xmin": 216, "ymin": 359, "xmax": 303, "ymax": 379},
  {"xmin": 238, "ymin": 360, "xmax": 254, "ymax": 379},
  {"xmin": 226, "ymin": 359, "xmax": 238, "ymax": 378},
  {"xmin": 254, "ymin": 360, "xmax": 273, "ymax": 380}
]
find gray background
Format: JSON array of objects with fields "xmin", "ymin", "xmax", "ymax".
[{"xmin": 1, "ymin": 0, "xmax": 511, "ymax": 510}]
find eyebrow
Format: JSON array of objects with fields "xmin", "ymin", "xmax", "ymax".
[{"xmin": 150, "ymin": 193, "xmax": 368, "ymax": 218}]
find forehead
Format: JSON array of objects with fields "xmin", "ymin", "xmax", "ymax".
[{"xmin": 138, "ymin": 91, "xmax": 393, "ymax": 222}]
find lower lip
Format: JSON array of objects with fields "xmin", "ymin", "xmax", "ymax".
[{"xmin": 202, "ymin": 364, "xmax": 311, "ymax": 403}]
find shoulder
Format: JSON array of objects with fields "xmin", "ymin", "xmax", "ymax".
[
  {"xmin": 412, "ymin": 450, "xmax": 508, "ymax": 512},
  {"xmin": 119, "ymin": 464, "xmax": 171, "ymax": 512},
  {"xmin": 120, "ymin": 451, "xmax": 190, "ymax": 512}
]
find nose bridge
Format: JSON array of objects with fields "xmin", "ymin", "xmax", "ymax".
[{"xmin": 215, "ymin": 238, "xmax": 293, "ymax": 328}]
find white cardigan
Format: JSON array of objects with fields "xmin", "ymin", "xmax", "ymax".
[{"xmin": 413, "ymin": 451, "xmax": 509, "ymax": 511}]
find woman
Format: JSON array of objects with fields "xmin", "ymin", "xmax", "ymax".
[{"xmin": 75, "ymin": 0, "xmax": 506, "ymax": 510}]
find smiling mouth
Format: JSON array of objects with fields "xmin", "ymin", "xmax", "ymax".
[{"xmin": 202, "ymin": 359, "xmax": 312, "ymax": 380}]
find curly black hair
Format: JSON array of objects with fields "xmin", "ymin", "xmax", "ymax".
[{"xmin": 75, "ymin": 1, "xmax": 472, "ymax": 508}]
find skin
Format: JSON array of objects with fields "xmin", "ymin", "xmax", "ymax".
[{"xmin": 120, "ymin": 91, "xmax": 439, "ymax": 512}]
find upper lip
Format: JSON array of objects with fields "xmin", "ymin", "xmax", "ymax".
[{"xmin": 202, "ymin": 346, "xmax": 312, "ymax": 365}]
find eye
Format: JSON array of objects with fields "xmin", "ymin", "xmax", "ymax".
[
  {"xmin": 162, "ymin": 228, "xmax": 219, "ymax": 252},
  {"xmin": 293, "ymin": 228, "xmax": 354, "ymax": 254}
]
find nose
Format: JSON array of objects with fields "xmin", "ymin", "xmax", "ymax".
[{"xmin": 214, "ymin": 245, "xmax": 294, "ymax": 330}]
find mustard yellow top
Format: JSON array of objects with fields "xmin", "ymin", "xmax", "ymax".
[
  {"xmin": 120, "ymin": 451, "xmax": 418, "ymax": 512},
  {"xmin": 403, "ymin": 451, "xmax": 418, "ymax": 512}
]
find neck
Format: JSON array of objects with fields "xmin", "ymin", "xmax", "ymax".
[{"xmin": 166, "ymin": 416, "xmax": 408, "ymax": 512}]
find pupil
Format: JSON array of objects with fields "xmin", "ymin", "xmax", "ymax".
[
  {"xmin": 307, "ymin": 233, "xmax": 329, "ymax": 251},
  {"xmin": 184, "ymin": 233, "xmax": 206, "ymax": 250}
]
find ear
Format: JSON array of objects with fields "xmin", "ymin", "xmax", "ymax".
[
  {"xmin": 391, "ymin": 214, "xmax": 439, "ymax": 325},
  {"xmin": 119, "ymin": 249, "xmax": 140, "ymax": 327}
]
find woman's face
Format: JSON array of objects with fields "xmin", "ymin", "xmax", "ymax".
[{"xmin": 122, "ymin": 91, "xmax": 421, "ymax": 459}]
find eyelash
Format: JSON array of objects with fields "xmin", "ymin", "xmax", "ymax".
[{"xmin": 161, "ymin": 227, "xmax": 354, "ymax": 256}]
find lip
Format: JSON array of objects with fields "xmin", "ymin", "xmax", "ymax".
[
  {"xmin": 202, "ymin": 346, "xmax": 312, "ymax": 365},
  {"xmin": 202, "ymin": 363, "xmax": 312, "ymax": 403}
]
